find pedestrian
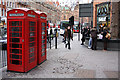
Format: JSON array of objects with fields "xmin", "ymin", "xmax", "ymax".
[
  {"xmin": 47, "ymin": 30, "xmax": 49, "ymax": 43},
  {"xmin": 81, "ymin": 28, "xmax": 85, "ymax": 45},
  {"xmin": 91, "ymin": 27, "xmax": 98, "ymax": 50},
  {"xmin": 64, "ymin": 28, "xmax": 67, "ymax": 44},
  {"xmin": 88, "ymin": 28, "xmax": 92, "ymax": 49},
  {"xmin": 65, "ymin": 26, "xmax": 73, "ymax": 49},
  {"xmin": 102, "ymin": 28, "xmax": 111, "ymax": 50},
  {"xmin": 50, "ymin": 27, "xmax": 53, "ymax": 40}
]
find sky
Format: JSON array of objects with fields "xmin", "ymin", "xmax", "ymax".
[{"xmin": 52, "ymin": 0, "xmax": 92, "ymax": 6}]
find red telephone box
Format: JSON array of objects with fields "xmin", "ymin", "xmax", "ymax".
[
  {"xmin": 36, "ymin": 11, "xmax": 47, "ymax": 64},
  {"xmin": 7, "ymin": 8, "xmax": 38, "ymax": 72}
]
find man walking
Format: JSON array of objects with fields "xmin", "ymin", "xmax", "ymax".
[
  {"xmin": 91, "ymin": 27, "xmax": 98, "ymax": 50},
  {"xmin": 66, "ymin": 26, "xmax": 73, "ymax": 50}
]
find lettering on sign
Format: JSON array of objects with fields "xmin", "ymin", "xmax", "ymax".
[
  {"xmin": 98, "ymin": 17, "xmax": 106, "ymax": 22},
  {"xmin": 28, "ymin": 14, "xmax": 35, "ymax": 18},
  {"xmin": 9, "ymin": 13, "xmax": 24, "ymax": 16},
  {"xmin": 40, "ymin": 16, "xmax": 46, "ymax": 19}
]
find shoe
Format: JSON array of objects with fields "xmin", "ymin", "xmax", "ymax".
[
  {"xmin": 68, "ymin": 48, "xmax": 71, "ymax": 50},
  {"xmin": 88, "ymin": 46, "xmax": 91, "ymax": 49},
  {"xmin": 81, "ymin": 43, "xmax": 84, "ymax": 45}
]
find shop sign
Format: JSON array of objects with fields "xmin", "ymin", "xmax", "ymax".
[{"xmin": 98, "ymin": 17, "xmax": 106, "ymax": 21}]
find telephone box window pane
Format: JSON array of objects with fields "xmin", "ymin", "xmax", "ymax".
[
  {"xmin": 12, "ymin": 33, "xmax": 20, "ymax": 37},
  {"xmin": 42, "ymin": 31, "xmax": 45, "ymax": 35},
  {"xmin": 42, "ymin": 23, "xmax": 45, "ymax": 26},
  {"xmin": 30, "ymin": 37, "xmax": 35, "ymax": 42},
  {"xmin": 9, "ymin": 21, "xmax": 22, "ymax": 26},
  {"xmin": 42, "ymin": 52, "xmax": 45, "ymax": 56},
  {"xmin": 11, "ymin": 27, "xmax": 21, "ymax": 31},
  {"xmin": 12, "ymin": 60, "xmax": 21, "ymax": 65},
  {"xmin": 11, "ymin": 38, "xmax": 20, "ymax": 42},
  {"xmin": 11, "ymin": 54, "xmax": 19, "ymax": 59},
  {"xmin": 29, "ymin": 57, "xmax": 35, "ymax": 63},
  {"xmin": 30, "ymin": 27, "xmax": 35, "ymax": 31},
  {"xmin": 29, "ymin": 53, "xmax": 34, "ymax": 58},
  {"xmin": 42, "ymin": 44, "xmax": 45, "ymax": 48},
  {"xmin": 42, "ymin": 27, "xmax": 45, "ymax": 30},
  {"xmin": 30, "ymin": 32, "xmax": 35, "ymax": 37},
  {"xmin": 30, "ymin": 48, "xmax": 34, "ymax": 53},
  {"xmin": 42, "ymin": 36, "xmax": 45, "ymax": 39},
  {"xmin": 29, "ymin": 22, "xmax": 35, "ymax": 26},
  {"xmin": 12, "ymin": 49, "xmax": 19, "ymax": 53},
  {"xmin": 42, "ymin": 48, "xmax": 45, "ymax": 52},
  {"xmin": 42, "ymin": 40, "xmax": 45, "ymax": 44},
  {"xmin": 12, "ymin": 44, "xmax": 19, "ymax": 48},
  {"xmin": 29, "ymin": 42, "xmax": 35, "ymax": 47}
]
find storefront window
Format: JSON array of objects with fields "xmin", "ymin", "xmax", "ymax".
[
  {"xmin": 0, "ymin": 0, "xmax": 1, "ymax": 4},
  {"xmin": 0, "ymin": 8, "xmax": 1, "ymax": 16}
]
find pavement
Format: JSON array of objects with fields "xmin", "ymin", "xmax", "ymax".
[{"xmin": 1, "ymin": 34, "xmax": 118, "ymax": 78}]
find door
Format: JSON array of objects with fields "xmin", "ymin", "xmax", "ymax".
[
  {"xmin": 41, "ymin": 20, "xmax": 47, "ymax": 62},
  {"xmin": 7, "ymin": 20, "xmax": 25, "ymax": 72}
]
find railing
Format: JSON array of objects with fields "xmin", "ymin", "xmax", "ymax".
[{"xmin": 0, "ymin": 42, "xmax": 7, "ymax": 68}]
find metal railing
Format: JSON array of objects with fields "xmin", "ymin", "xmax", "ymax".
[{"xmin": 0, "ymin": 42, "xmax": 7, "ymax": 68}]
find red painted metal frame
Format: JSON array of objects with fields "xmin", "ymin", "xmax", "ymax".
[
  {"xmin": 7, "ymin": 9, "xmax": 38, "ymax": 72},
  {"xmin": 36, "ymin": 11, "xmax": 47, "ymax": 64}
]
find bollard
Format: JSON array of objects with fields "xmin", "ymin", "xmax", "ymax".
[
  {"xmin": 49, "ymin": 35, "xmax": 51, "ymax": 49},
  {"xmin": 55, "ymin": 29, "xmax": 58, "ymax": 49}
]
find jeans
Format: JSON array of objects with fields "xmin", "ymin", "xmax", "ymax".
[
  {"xmin": 88, "ymin": 37, "xmax": 92, "ymax": 48},
  {"xmin": 65, "ymin": 38, "xmax": 70, "ymax": 49}
]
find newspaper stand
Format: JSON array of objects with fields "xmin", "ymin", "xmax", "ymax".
[
  {"xmin": 7, "ymin": 8, "xmax": 38, "ymax": 72},
  {"xmin": 36, "ymin": 11, "xmax": 47, "ymax": 64}
]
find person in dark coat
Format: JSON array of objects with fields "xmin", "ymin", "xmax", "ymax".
[
  {"xmin": 91, "ymin": 27, "xmax": 98, "ymax": 50},
  {"xmin": 50, "ymin": 27, "xmax": 53, "ymax": 40},
  {"xmin": 102, "ymin": 27, "xmax": 110, "ymax": 50},
  {"xmin": 81, "ymin": 28, "xmax": 85, "ymax": 45},
  {"xmin": 66, "ymin": 26, "xmax": 73, "ymax": 49}
]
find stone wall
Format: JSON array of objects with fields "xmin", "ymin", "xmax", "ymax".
[{"xmin": 111, "ymin": 2, "xmax": 119, "ymax": 39}]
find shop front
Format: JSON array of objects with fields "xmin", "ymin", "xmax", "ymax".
[{"xmin": 96, "ymin": 2, "xmax": 111, "ymax": 33}]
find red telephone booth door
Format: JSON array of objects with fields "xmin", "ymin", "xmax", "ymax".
[
  {"xmin": 40, "ymin": 13, "xmax": 47, "ymax": 63},
  {"xmin": 7, "ymin": 20, "xmax": 25, "ymax": 72},
  {"xmin": 41, "ymin": 20, "xmax": 47, "ymax": 63}
]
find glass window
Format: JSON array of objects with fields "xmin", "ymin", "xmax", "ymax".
[
  {"xmin": 3, "ymin": 8, "xmax": 4, "ymax": 17},
  {"xmin": 9, "ymin": 21, "xmax": 22, "ymax": 26},
  {"xmin": 30, "ymin": 37, "xmax": 35, "ymax": 42},
  {"xmin": 11, "ymin": 38, "xmax": 20, "ymax": 42},
  {"xmin": 29, "ymin": 48, "xmax": 34, "ymax": 53},
  {"xmin": 29, "ymin": 53, "xmax": 34, "ymax": 58},
  {"xmin": 30, "ymin": 32, "xmax": 35, "ymax": 37},
  {"xmin": 41, "ymin": 52, "xmax": 45, "ymax": 56},
  {"xmin": 30, "ymin": 27, "xmax": 35, "ymax": 31},
  {"xmin": 42, "ymin": 31, "xmax": 45, "ymax": 35},
  {"xmin": 29, "ymin": 57, "xmax": 35, "ymax": 63},
  {"xmin": 29, "ymin": 22, "xmax": 35, "ymax": 26},
  {"xmin": 12, "ymin": 49, "xmax": 19, "ymax": 53},
  {"xmin": 12, "ymin": 60, "xmax": 21, "ymax": 65},
  {"xmin": 12, "ymin": 44, "xmax": 20, "ymax": 48},
  {"xmin": 42, "ymin": 27, "xmax": 45, "ymax": 30},
  {"xmin": 29, "ymin": 42, "xmax": 35, "ymax": 47},
  {"xmin": 0, "ymin": 8, "xmax": 1, "ymax": 16},
  {"xmin": 2, "ymin": 0, "xmax": 4, "ymax": 5},
  {"xmin": 0, "ymin": 0, "xmax": 1, "ymax": 4},
  {"xmin": 42, "ymin": 23, "xmax": 46, "ymax": 26}
]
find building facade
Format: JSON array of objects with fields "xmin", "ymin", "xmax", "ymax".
[
  {"xmin": 93, "ymin": 0, "xmax": 120, "ymax": 39},
  {"xmin": 0, "ymin": 0, "xmax": 62, "ymax": 28}
]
